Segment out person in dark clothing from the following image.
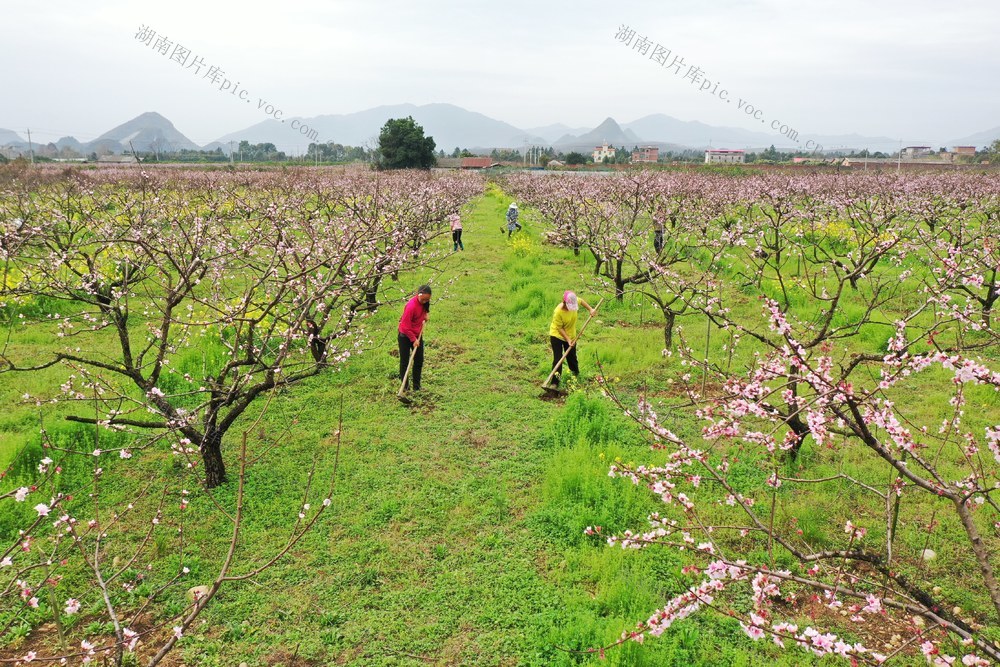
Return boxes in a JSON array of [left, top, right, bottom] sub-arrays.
[[398, 285, 431, 391], [505, 203, 521, 237]]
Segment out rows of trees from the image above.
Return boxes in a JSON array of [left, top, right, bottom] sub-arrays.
[[0, 166, 482, 663], [306, 141, 373, 163], [4, 164, 1000, 663], [507, 170, 1000, 664], [6, 136, 1000, 167]]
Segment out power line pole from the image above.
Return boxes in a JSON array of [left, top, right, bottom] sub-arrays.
[[26, 128, 34, 165]]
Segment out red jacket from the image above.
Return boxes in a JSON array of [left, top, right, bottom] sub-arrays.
[[398, 296, 428, 343]]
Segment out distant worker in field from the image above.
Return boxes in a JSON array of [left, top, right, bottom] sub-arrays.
[[449, 213, 464, 251], [398, 285, 431, 392], [504, 202, 521, 237], [548, 290, 597, 387], [652, 205, 666, 255]]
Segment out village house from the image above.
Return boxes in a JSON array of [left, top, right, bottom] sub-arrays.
[[705, 149, 745, 164], [902, 146, 934, 160], [459, 157, 493, 169], [631, 146, 659, 163], [96, 155, 139, 164], [592, 142, 616, 163]]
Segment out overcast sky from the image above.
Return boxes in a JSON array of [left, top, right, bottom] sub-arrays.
[[3, 0, 998, 147]]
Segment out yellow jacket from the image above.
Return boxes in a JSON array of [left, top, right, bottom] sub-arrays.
[[548, 305, 578, 341]]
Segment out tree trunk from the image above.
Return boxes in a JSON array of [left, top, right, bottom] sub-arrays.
[[365, 274, 382, 307], [368, 257, 390, 302], [787, 416, 809, 460], [663, 309, 675, 349], [615, 260, 625, 302], [785, 380, 809, 460], [954, 497, 1000, 618], [201, 429, 226, 488], [307, 320, 327, 363], [983, 281, 998, 330]]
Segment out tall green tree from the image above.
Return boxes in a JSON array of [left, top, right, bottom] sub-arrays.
[[375, 116, 437, 170]]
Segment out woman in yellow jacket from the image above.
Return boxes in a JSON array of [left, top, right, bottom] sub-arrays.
[[548, 290, 596, 386]]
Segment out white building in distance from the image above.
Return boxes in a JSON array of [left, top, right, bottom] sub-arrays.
[[705, 149, 745, 164], [592, 142, 616, 163], [902, 146, 934, 160]]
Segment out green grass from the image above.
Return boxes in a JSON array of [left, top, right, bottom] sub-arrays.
[[0, 184, 983, 665]]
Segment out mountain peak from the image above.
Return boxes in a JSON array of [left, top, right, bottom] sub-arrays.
[[0, 128, 26, 145], [133, 111, 172, 124], [554, 117, 640, 149], [93, 112, 199, 152]]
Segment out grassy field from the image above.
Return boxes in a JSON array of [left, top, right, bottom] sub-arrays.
[[1, 184, 965, 666]]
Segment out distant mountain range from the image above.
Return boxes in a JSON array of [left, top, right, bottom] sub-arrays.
[[949, 126, 1000, 149], [1, 112, 201, 157], [560, 117, 642, 150], [0, 128, 24, 145], [522, 123, 593, 143], [206, 103, 551, 154], [3, 105, 998, 157]]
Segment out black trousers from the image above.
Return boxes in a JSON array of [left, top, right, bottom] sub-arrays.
[[452, 229, 464, 250], [549, 335, 578, 384], [398, 333, 424, 390]]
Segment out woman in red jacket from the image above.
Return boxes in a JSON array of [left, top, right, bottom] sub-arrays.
[[398, 285, 431, 391]]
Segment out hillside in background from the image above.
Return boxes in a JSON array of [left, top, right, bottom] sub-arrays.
[[3, 104, 998, 157], [89, 111, 201, 154], [0, 112, 201, 157]]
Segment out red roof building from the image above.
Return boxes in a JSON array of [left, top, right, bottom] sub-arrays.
[[460, 157, 493, 169]]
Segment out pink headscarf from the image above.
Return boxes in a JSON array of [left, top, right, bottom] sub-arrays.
[[563, 291, 578, 311]]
